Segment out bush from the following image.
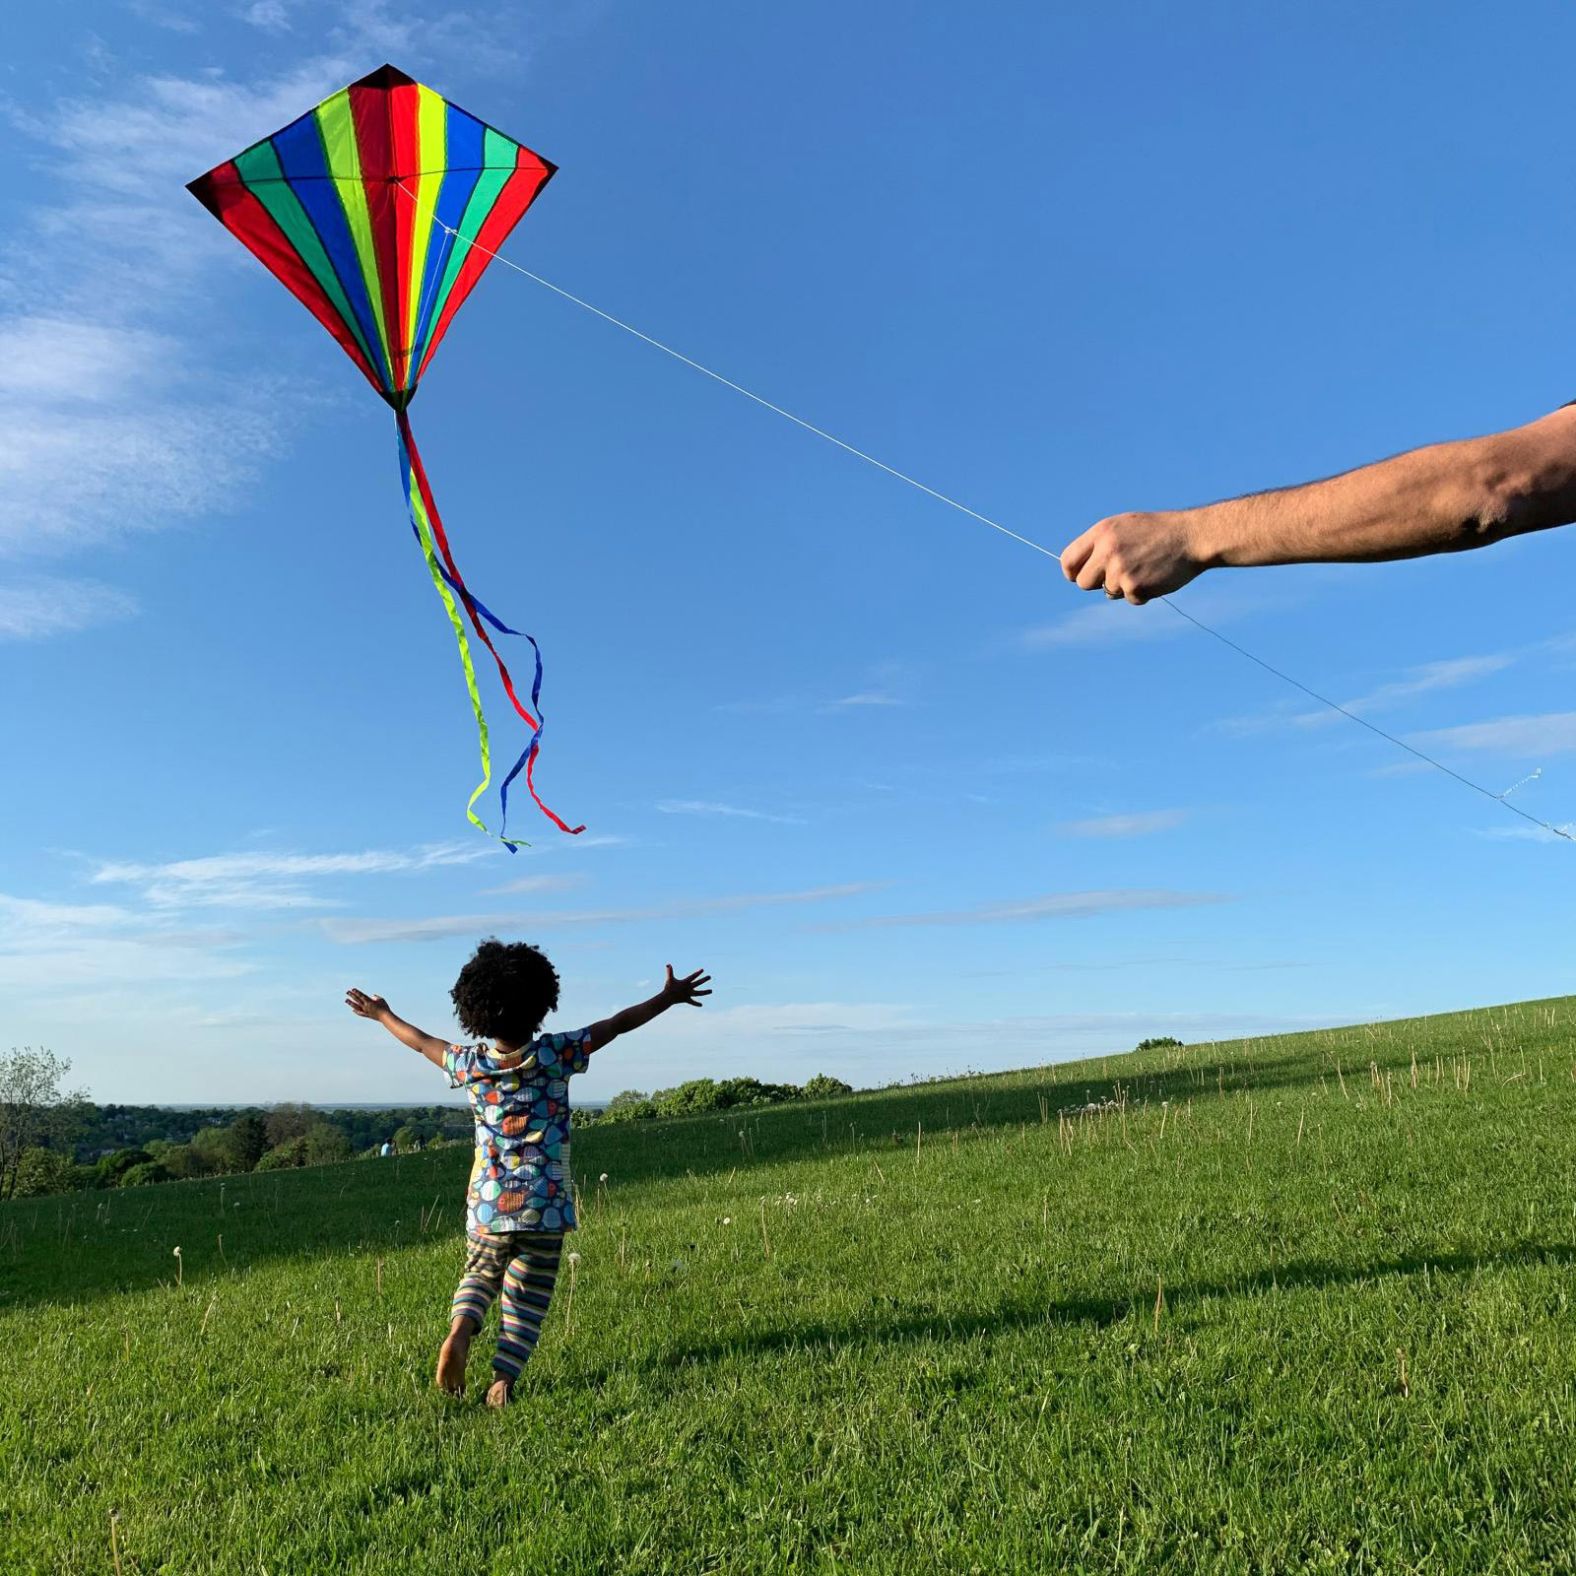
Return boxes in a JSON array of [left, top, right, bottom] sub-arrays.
[[94, 1148, 153, 1188], [601, 1098, 658, 1124], [302, 1123, 351, 1166], [255, 1137, 308, 1172], [119, 1161, 173, 1188], [801, 1074, 854, 1101], [1136, 1037, 1184, 1052], [14, 1146, 81, 1198]]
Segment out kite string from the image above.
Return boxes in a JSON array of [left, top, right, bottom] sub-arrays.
[[402, 190, 1574, 845]]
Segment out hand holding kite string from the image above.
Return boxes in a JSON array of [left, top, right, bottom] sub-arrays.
[[188, 64, 581, 847], [1060, 510, 1207, 606], [1060, 403, 1576, 605]]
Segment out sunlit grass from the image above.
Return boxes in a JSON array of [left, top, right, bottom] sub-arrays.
[[5, 998, 1576, 1571]]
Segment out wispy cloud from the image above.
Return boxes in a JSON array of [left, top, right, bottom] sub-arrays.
[[0, 9, 556, 606], [818, 888, 1234, 931], [1220, 653, 1515, 735], [90, 843, 488, 909], [656, 800, 805, 826], [1408, 712, 1576, 758], [0, 578, 136, 640], [1474, 823, 1576, 844], [0, 891, 252, 991], [825, 690, 905, 709], [323, 882, 886, 944], [1057, 809, 1189, 839], [1019, 588, 1277, 651], [480, 873, 589, 897]]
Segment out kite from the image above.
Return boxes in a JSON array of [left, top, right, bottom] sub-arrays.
[[188, 63, 581, 845]]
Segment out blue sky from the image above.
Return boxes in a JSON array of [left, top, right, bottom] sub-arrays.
[[6, 0, 1576, 1105]]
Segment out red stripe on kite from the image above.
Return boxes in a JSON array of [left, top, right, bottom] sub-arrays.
[[188, 164, 382, 395], [349, 83, 409, 396], [388, 83, 423, 391], [416, 149, 554, 384]]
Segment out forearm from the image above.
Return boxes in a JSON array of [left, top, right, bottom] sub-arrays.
[[376, 1010, 448, 1066], [1187, 410, 1576, 570], [589, 991, 671, 1050]]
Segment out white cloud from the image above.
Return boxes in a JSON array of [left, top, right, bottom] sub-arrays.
[[656, 799, 805, 825], [0, 578, 136, 640], [1057, 809, 1189, 839], [323, 882, 886, 943], [241, 0, 294, 29], [818, 888, 1233, 930], [481, 873, 588, 897], [825, 690, 904, 709], [0, 890, 252, 993], [1474, 823, 1576, 844], [1220, 653, 1515, 735], [0, 10, 560, 591], [1408, 712, 1576, 758], [89, 843, 489, 909]]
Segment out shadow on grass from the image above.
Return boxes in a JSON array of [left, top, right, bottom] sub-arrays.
[[576, 1241, 1576, 1385], [0, 1050, 1332, 1311], [0, 1029, 1535, 1313], [575, 1048, 1348, 1191]]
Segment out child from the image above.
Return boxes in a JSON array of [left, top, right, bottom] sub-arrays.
[[347, 939, 711, 1406]]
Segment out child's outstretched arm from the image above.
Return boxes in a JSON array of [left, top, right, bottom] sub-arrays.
[[586, 965, 711, 1053], [345, 989, 449, 1069]]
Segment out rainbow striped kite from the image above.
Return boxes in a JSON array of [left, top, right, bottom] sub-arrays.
[[188, 63, 580, 843]]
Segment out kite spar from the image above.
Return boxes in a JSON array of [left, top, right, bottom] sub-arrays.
[[188, 63, 581, 845]]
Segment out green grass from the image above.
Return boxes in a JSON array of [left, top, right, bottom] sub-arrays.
[[6, 999, 1576, 1573]]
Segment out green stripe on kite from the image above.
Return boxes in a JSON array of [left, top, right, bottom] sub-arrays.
[[233, 141, 380, 378]]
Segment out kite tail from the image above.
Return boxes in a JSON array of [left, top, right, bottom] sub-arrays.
[[396, 412, 584, 845]]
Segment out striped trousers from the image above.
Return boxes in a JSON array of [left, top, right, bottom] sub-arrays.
[[450, 1231, 564, 1381]]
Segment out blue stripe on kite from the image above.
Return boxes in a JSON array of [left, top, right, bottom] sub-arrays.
[[272, 116, 394, 391], [410, 106, 487, 374]]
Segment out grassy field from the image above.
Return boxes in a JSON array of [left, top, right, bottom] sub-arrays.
[[5, 999, 1576, 1572]]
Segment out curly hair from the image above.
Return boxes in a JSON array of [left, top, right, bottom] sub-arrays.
[[450, 938, 560, 1046]]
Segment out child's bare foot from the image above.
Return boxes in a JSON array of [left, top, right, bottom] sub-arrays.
[[435, 1323, 472, 1395], [485, 1376, 513, 1409]]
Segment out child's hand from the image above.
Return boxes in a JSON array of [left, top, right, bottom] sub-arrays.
[[660, 965, 712, 1008], [345, 988, 390, 1021]]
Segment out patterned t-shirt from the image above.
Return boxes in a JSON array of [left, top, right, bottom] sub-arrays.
[[444, 1028, 595, 1237]]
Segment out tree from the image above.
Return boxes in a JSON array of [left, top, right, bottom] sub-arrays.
[[119, 1161, 174, 1188], [802, 1074, 853, 1101], [156, 1144, 203, 1181], [265, 1103, 316, 1147], [227, 1114, 269, 1171], [607, 1089, 650, 1111], [0, 1047, 85, 1202], [302, 1123, 351, 1166], [14, 1146, 79, 1198], [94, 1148, 153, 1188], [255, 1137, 308, 1171]]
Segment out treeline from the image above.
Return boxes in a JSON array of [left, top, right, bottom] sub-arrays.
[[11, 1103, 474, 1199], [8, 1074, 861, 1201], [589, 1074, 854, 1124]]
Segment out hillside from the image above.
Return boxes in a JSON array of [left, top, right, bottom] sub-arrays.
[[5, 998, 1576, 1572]]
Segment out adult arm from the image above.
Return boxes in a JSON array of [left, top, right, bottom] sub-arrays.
[[1061, 403, 1576, 605]]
